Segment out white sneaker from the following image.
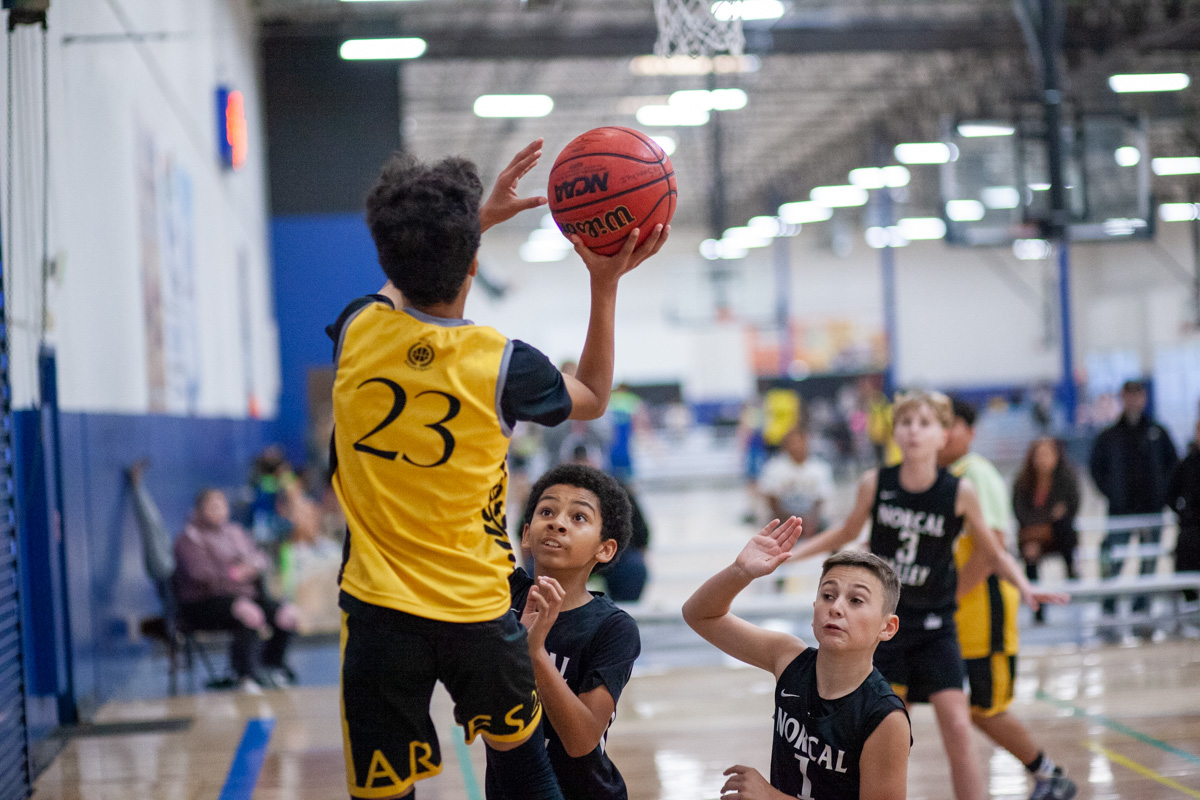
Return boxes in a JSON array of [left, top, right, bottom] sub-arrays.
[[238, 677, 264, 695]]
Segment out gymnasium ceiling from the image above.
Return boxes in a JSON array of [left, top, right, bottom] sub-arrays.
[[253, 0, 1200, 235]]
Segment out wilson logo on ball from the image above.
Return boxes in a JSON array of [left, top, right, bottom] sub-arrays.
[[554, 172, 609, 203]]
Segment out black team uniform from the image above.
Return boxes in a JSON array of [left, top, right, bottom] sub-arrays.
[[486, 568, 641, 800], [869, 465, 966, 700], [771, 649, 908, 799]]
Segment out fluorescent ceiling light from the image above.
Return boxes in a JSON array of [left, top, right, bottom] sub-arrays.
[[520, 241, 569, 263], [1159, 202, 1200, 222], [1115, 146, 1141, 167], [700, 239, 722, 260], [894, 142, 955, 164], [474, 94, 554, 118], [747, 216, 782, 237], [1152, 156, 1200, 176], [882, 165, 910, 187], [957, 122, 1015, 137], [650, 135, 677, 156], [778, 201, 833, 224], [945, 199, 985, 222], [810, 185, 869, 208], [848, 166, 909, 189], [628, 54, 760, 76], [1028, 182, 1051, 191], [1102, 218, 1147, 236], [711, 0, 785, 21], [722, 226, 773, 248], [1012, 239, 1051, 260], [981, 186, 1020, 209], [668, 88, 747, 111], [1109, 73, 1191, 93], [340, 37, 427, 60], [865, 226, 908, 249], [636, 105, 709, 126], [897, 217, 946, 240]]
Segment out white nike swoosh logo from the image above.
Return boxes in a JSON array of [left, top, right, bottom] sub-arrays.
[[780, 691, 800, 698]]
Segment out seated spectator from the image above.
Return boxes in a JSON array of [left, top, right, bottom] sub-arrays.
[[1168, 418, 1200, 603], [174, 488, 299, 692], [1013, 437, 1081, 622], [757, 427, 834, 531]]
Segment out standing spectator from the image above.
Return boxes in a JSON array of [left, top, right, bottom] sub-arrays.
[[1167, 417, 1200, 603], [1013, 437, 1082, 622], [758, 427, 834, 531], [174, 488, 299, 692], [605, 383, 645, 482], [1088, 380, 1179, 616]]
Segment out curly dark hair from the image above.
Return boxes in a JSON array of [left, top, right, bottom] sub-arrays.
[[522, 464, 633, 568], [364, 152, 483, 308]]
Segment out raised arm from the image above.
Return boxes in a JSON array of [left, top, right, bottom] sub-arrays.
[[521, 577, 615, 757], [478, 139, 547, 233], [789, 470, 878, 562], [564, 225, 669, 420], [682, 517, 806, 677]]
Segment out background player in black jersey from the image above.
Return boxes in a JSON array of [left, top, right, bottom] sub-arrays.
[[789, 391, 1057, 800], [486, 463, 640, 800], [685, 519, 911, 800], [330, 142, 667, 800]]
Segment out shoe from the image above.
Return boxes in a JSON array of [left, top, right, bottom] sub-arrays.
[[238, 677, 264, 695], [266, 667, 296, 687], [1030, 768, 1076, 800]]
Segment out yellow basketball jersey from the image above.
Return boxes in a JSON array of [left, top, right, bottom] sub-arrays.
[[951, 455, 1019, 658], [332, 302, 515, 623]]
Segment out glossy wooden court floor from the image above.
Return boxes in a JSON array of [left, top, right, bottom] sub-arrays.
[[29, 637, 1200, 800]]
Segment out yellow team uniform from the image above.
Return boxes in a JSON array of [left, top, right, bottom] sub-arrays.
[[332, 302, 517, 623], [951, 452, 1020, 716], [763, 388, 801, 448]]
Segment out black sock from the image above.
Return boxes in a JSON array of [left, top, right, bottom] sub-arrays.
[[486, 727, 563, 800], [1026, 752, 1055, 778]]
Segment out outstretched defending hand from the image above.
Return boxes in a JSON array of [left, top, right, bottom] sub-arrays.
[[521, 575, 565, 653], [569, 223, 669, 288], [480, 139, 548, 232], [734, 517, 804, 580]]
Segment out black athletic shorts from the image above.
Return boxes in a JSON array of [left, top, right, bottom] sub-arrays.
[[339, 592, 542, 799], [874, 609, 966, 703]]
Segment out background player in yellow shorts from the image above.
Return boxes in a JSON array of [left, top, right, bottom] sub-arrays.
[[328, 140, 667, 799], [941, 398, 1076, 800]]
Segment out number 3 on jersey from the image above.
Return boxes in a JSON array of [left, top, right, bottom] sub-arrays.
[[352, 377, 461, 467]]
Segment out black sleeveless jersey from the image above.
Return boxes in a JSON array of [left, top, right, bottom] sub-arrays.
[[868, 465, 963, 617], [770, 649, 909, 800]]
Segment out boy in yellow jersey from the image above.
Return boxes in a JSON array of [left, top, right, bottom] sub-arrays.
[[939, 399, 1076, 800], [327, 140, 667, 800]]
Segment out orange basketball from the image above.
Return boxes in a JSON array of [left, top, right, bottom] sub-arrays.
[[547, 127, 677, 256]]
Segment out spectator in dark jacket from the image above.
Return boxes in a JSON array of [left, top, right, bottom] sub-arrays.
[[1013, 438, 1081, 622], [1088, 380, 1179, 615], [1167, 417, 1200, 602]]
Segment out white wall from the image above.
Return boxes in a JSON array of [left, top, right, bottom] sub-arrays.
[[467, 216, 1196, 402], [2, 0, 277, 416]]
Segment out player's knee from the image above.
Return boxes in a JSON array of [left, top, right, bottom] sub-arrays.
[[482, 728, 534, 752]]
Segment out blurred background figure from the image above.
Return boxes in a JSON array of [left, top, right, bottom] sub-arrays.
[[1013, 437, 1082, 622], [757, 427, 833, 532], [1168, 417, 1200, 604], [173, 488, 299, 692], [249, 445, 321, 553], [569, 444, 651, 603], [606, 382, 647, 482], [1089, 380, 1179, 618]]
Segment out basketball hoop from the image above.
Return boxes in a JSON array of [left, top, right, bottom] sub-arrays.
[[653, 0, 745, 59]]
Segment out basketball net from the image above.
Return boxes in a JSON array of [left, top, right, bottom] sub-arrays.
[[653, 0, 745, 59]]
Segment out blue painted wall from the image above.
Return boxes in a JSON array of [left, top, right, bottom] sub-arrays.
[[18, 411, 272, 726], [272, 213, 383, 465]]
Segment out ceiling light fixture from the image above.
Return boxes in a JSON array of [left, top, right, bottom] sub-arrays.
[[894, 142, 956, 164], [809, 185, 869, 208], [339, 37, 427, 60], [635, 105, 710, 126], [474, 94, 554, 118], [1108, 73, 1191, 93], [1151, 156, 1200, 176]]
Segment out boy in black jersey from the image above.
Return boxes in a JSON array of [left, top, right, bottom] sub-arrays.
[[486, 464, 641, 800], [791, 391, 1058, 800], [686, 529, 911, 800], [329, 142, 667, 800]]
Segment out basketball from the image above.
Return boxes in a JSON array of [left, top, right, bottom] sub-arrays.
[[547, 126, 677, 256]]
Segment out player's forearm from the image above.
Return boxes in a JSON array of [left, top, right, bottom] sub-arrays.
[[571, 281, 619, 420], [530, 650, 606, 758], [683, 564, 753, 626]]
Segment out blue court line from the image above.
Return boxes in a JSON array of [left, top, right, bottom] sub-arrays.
[[451, 725, 485, 800], [1035, 689, 1200, 767], [218, 718, 276, 800]]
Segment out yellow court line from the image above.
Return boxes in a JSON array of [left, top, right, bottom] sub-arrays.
[[1087, 741, 1200, 799]]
